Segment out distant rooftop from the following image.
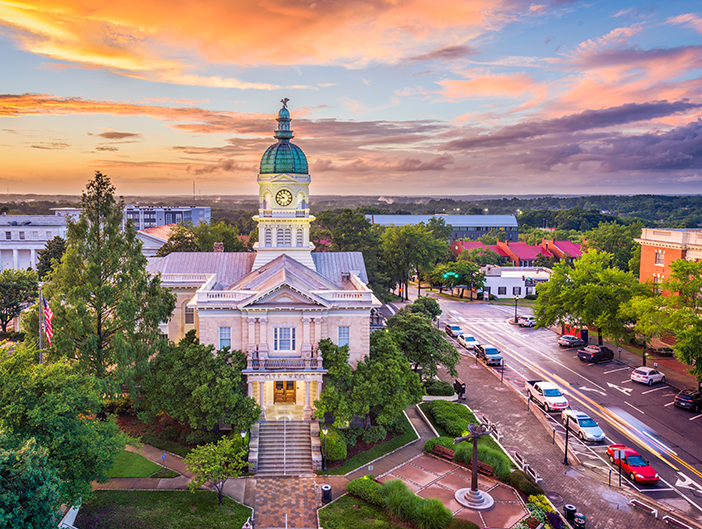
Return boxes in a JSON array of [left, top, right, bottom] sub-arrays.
[[366, 214, 517, 227]]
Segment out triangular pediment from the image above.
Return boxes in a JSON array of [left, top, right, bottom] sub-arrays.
[[270, 174, 301, 183], [240, 284, 329, 308]]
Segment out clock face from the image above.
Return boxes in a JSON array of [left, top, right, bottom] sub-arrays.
[[275, 189, 293, 207]]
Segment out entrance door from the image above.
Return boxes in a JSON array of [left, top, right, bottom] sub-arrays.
[[274, 381, 296, 403]]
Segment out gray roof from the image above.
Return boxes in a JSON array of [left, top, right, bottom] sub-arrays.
[[312, 252, 369, 284], [365, 214, 518, 228], [146, 252, 257, 288], [0, 215, 67, 227]]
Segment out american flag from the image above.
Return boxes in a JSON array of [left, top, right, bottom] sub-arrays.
[[43, 296, 53, 346]]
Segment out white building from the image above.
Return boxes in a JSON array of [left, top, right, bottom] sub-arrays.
[[0, 214, 68, 271], [481, 265, 552, 299]]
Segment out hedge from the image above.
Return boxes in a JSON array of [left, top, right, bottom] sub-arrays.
[[346, 477, 384, 506], [321, 425, 347, 461], [426, 380, 455, 397], [510, 469, 544, 496], [425, 400, 475, 437]]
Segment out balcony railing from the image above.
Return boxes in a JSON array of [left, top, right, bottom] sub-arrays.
[[249, 357, 321, 370]]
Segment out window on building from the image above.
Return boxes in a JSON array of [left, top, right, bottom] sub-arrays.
[[655, 252, 664, 265], [265, 228, 272, 247], [526, 287, 533, 296], [19, 232, 24, 240], [498, 286, 506, 295], [32, 231, 39, 240], [484, 286, 491, 295], [166, 213, 172, 223], [184, 306, 194, 325], [274, 327, 296, 351], [5, 232, 10, 240], [338, 326, 350, 347], [296, 229, 303, 247], [46, 231, 52, 239], [219, 327, 231, 350], [277, 227, 291, 247], [513, 287, 521, 295], [653, 275, 662, 293]]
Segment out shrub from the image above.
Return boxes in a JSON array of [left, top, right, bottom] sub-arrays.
[[321, 426, 347, 461], [415, 497, 452, 529], [528, 494, 555, 513], [546, 511, 566, 529], [184, 430, 221, 446], [426, 380, 455, 396], [362, 425, 387, 445], [510, 470, 544, 496], [524, 294, 538, 300], [103, 396, 137, 416], [160, 425, 180, 441], [386, 414, 409, 433], [384, 480, 419, 524], [339, 425, 364, 447], [423, 436, 455, 454], [447, 520, 480, 529], [346, 477, 384, 506], [426, 400, 474, 437], [452, 442, 511, 480]]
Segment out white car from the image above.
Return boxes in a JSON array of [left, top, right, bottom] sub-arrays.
[[562, 409, 606, 442], [518, 315, 536, 327], [457, 334, 479, 350], [631, 366, 665, 386]]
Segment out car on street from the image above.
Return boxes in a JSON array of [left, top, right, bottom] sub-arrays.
[[558, 335, 585, 348], [457, 334, 479, 350], [674, 389, 702, 412], [606, 444, 659, 483], [631, 366, 665, 386], [518, 315, 536, 327], [475, 344, 504, 366], [562, 409, 606, 442], [525, 380, 569, 412], [445, 323, 464, 338], [577, 345, 614, 364]]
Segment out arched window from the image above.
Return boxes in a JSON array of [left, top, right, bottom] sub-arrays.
[[265, 228, 272, 247], [296, 229, 303, 247]]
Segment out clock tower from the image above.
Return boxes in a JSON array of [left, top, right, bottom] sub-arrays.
[[252, 101, 316, 270]]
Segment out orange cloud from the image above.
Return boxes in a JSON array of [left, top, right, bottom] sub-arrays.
[[667, 14, 702, 33], [438, 73, 541, 100]]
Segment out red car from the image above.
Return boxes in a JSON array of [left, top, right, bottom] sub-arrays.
[[606, 444, 659, 484]]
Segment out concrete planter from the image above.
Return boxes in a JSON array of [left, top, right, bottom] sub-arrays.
[[422, 394, 458, 402]]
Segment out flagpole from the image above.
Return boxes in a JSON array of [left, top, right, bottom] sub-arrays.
[[39, 286, 44, 364]]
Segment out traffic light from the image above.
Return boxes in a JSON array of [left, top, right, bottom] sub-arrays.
[[443, 272, 460, 279]]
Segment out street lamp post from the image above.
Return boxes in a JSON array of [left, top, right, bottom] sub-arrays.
[[513, 295, 519, 323], [321, 425, 328, 471], [642, 339, 647, 367], [563, 415, 570, 466]]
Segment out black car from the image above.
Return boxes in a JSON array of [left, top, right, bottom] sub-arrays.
[[674, 389, 702, 412], [577, 345, 614, 363]]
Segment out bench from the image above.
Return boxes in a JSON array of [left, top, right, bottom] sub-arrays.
[[662, 515, 694, 529], [513, 450, 527, 470], [491, 425, 504, 442], [525, 465, 543, 483], [477, 461, 494, 476], [432, 445, 455, 461], [479, 414, 490, 426], [630, 499, 658, 518]]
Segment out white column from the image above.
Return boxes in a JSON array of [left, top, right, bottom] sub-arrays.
[[247, 317, 257, 353], [272, 226, 278, 247], [304, 380, 311, 421], [259, 381, 266, 420], [30, 249, 36, 269], [302, 316, 312, 355], [12, 249, 18, 269], [248, 381, 253, 398], [258, 317, 269, 354], [316, 379, 322, 400]]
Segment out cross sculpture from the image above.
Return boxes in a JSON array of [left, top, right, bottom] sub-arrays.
[[453, 422, 497, 510]]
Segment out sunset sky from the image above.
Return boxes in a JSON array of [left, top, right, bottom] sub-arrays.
[[1, 0, 701, 197]]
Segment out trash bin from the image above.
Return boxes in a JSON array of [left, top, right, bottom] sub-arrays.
[[321, 484, 332, 504], [573, 512, 586, 528], [564, 504, 577, 521]]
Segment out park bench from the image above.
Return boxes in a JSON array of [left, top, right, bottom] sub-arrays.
[[513, 450, 527, 470], [525, 464, 543, 483], [662, 515, 694, 529], [629, 499, 658, 518], [477, 461, 494, 476], [432, 445, 455, 461]]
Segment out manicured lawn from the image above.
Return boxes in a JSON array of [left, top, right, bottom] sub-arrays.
[[318, 413, 419, 476], [108, 451, 180, 478], [319, 493, 407, 529], [75, 490, 252, 529]]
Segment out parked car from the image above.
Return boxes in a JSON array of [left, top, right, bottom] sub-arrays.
[[606, 444, 659, 483], [577, 345, 614, 364], [562, 409, 606, 442], [445, 323, 464, 338], [457, 334, 479, 350], [630, 366, 665, 386], [518, 315, 536, 327], [525, 380, 569, 412], [558, 335, 585, 348], [674, 389, 702, 412], [475, 344, 504, 366]]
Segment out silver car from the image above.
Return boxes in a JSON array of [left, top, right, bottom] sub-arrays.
[[562, 409, 606, 442]]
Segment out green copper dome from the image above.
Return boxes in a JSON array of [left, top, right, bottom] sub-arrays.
[[259, 104, 308, 174]]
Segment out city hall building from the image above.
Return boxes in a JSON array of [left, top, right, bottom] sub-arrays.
[[147, 103, 379, 425]]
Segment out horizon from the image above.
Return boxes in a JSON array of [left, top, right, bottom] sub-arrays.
[[1, 1, 701, 196]]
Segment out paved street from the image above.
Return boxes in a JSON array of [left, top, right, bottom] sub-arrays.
[[419, 289, 702, 524]]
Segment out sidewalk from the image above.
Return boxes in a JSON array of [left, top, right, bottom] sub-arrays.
[[608, 342, 698, 392]]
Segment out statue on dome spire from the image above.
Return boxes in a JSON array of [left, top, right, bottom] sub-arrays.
[[280, 98, 290, 109]]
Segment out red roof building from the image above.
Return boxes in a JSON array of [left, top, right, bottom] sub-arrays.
[[541, 239, 583, 260]]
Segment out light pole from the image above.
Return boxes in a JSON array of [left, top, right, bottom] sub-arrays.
[[513, 295, 519, 323], [642, 339, 647, 367], [321, 425, 328, 471], [563, 415, 570, 466], [241, 429, 248, 472]]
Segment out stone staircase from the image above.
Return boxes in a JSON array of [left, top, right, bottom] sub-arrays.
[[256, 420, 314, 475]]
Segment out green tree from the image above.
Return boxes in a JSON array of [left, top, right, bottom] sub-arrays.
[[185, 436, 247, 507], [0, 268, 37, 332], [36, 236, 66, 280], [426, 216, 453, 241], [0, 346, 126, 504], [478, 228, 506, 245], [143, 331, 260, 431], [36, 172, 176, 395], [460, 247, 501, 265], [0, 434, 61, 529], [353, 331, 423, 427], [584, 221, 643, 272], [534, 249, 644, 345], [442, 260, 485, 299], [313, 339, 356, 427], [533, 252, 554, 268], [156, 220, 247, 256], [386, 311, 460, 381], [399, 296, 442, 320]]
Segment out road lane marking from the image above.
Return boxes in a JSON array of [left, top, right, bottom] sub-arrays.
[[689, 414, 702, 421], [625, 402, 645, 414], [620, 380, 632, 384], [642, 386, 667, 395], [607, 382, 633, 396], [664, 402, 675, 407], [604, 367, 631, 374]]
